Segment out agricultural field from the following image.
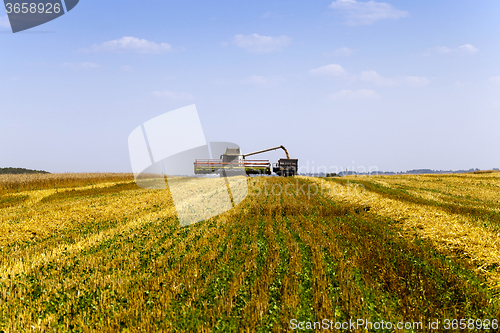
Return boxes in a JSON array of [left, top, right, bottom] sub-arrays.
[[0, 172, 499, 331]]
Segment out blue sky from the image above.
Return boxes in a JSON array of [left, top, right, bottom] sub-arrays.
[[1, 0, 499, 173]]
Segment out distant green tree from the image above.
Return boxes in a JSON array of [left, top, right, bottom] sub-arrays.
[[0, 167, 50, 174]]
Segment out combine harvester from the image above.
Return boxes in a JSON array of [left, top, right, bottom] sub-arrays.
[[194, 145, 298, 177]]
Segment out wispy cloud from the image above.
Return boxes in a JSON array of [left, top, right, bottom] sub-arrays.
[[435, 46, 452, 54], [213, 75, 284, 86], [61, 62, 99, 69], [404, 76, 431, 87], [489, 76, 500, 85], [27, 62, 46, 67], [232, 34, 292, 53], [120, 65, 133, 72], [152, 90, 194, 99], [360, 70, 396, 85], [245, 75, 269, 85], [309, 65, 429, 87], [360, 70, 430, 87], [329, 0, 408, 25], [324, 47, 355, 57], [422, 44, 478, 57], [260, 11, 278, 19], [329, 89, 379, 100], [0, 16, 10, 29], [84, 37, 180, 54], [309, 64, 347, 76], [360, 70, 430, 86]]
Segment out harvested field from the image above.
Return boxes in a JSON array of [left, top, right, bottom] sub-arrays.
[[0, 173, 499, 331]]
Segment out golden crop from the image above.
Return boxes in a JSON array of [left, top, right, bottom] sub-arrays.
[[0, 173, 134, 192], [0, 173, 498, 331]]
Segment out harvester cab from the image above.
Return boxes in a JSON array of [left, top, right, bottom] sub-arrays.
[[220, 148, 243, 164]]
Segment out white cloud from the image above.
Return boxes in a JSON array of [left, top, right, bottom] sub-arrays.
[[329, 0, 408, 25], [0, 16, 10, 29], [360, 70, 396, 85], [309, 64, 347, 76], [61, 62, 99, 69], [422, 44, 478, 57], [360, 70, 430, 86], [232, 34, 292, 53], [331, 47, 355, 57], [489, 76, 500, 84], [436, 46, 452, 54], [85, 37, 177, 54], [457, 44, 478, 55], [329, 89, 379, 100], [405, 76, 431, 87], [152, 91, 194, 99]]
